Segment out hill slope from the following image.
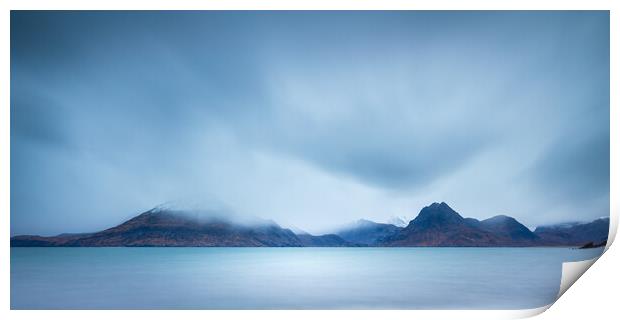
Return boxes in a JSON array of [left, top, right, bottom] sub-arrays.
[[297, 233, 359, 247], [534, 218, 609, 246], [11, 203, 609, 247], [380, 202, 507, 246], [11, 208, 303, 247]]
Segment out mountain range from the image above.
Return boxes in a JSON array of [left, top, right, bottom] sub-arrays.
[[11, 202, 609, 248]]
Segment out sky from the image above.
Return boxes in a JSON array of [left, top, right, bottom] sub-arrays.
[[11, 11, 610, 236]]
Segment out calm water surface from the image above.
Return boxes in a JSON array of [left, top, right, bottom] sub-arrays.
[[10, 247, 603, 309]]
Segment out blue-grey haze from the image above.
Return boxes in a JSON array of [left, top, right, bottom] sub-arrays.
[[11, 11, 609, 236]]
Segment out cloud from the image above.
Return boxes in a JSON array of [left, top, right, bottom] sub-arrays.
[[10, 93, 72, 148], [10, 11, 610, 235], [527, 122, 610, 205]]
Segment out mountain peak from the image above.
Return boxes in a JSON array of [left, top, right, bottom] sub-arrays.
[[422, 202, 459, 213], [428, 202, 450, 208], [410, 202, 464, 228], [479, 215, 538, 241]]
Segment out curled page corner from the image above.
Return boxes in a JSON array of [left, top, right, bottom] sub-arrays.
[[509, 304, 553, 319], [557, 257, 599, 299], [519, 255, 603, 318], [605, 212, 617, 251]]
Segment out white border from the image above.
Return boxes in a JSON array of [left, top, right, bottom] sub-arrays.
[[1, 1, 617, 319]]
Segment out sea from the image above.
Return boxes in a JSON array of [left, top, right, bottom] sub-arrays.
[[10, 247, 604, 309]]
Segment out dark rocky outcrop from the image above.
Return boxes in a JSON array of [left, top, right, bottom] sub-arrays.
[[578, 241, 607, 249]]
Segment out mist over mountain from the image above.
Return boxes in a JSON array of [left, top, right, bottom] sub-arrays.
[[533, 217, 610, 246], [387, 216, 408, 228], [10, 202, 609, 248], [335, 219, 402, 245], [12, 208, 303, 247]]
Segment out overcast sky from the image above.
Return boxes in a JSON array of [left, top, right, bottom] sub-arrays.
[[11, 11, 609, 236]]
